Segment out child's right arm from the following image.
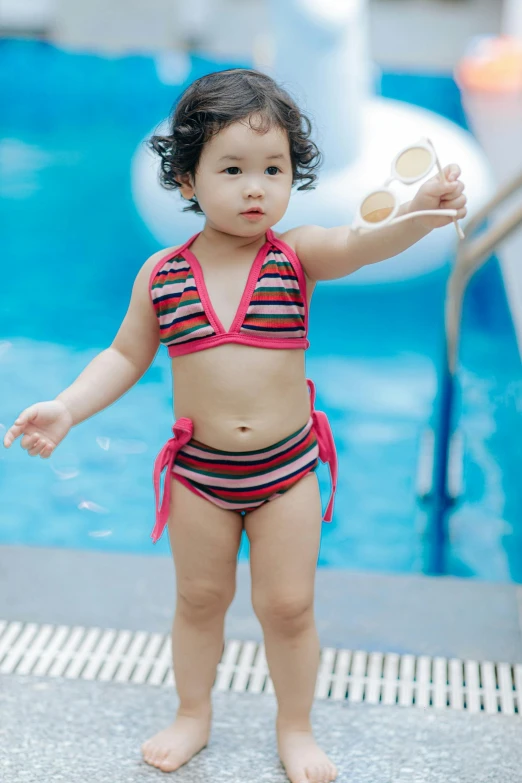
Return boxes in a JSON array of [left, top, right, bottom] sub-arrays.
[[3, 251, 165, 458]]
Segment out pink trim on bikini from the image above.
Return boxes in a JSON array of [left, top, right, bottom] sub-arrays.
[[182, 236, 271, 335], [167, 334, 309, 357]]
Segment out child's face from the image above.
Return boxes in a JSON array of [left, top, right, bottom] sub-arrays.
[[180, 115, 293, 235]]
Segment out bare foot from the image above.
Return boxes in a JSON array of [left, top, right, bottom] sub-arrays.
[[141, 711, 211, 773], [277, 727, 338, 783]]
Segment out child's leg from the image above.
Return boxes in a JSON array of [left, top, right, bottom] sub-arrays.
[[244, 472, 337, 783], [141, 476, 243, 773]]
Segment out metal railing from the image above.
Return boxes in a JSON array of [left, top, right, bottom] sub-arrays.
[[425, 169, 522, 575]]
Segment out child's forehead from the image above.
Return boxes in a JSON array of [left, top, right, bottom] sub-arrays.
[[206, 120, 289, 158]]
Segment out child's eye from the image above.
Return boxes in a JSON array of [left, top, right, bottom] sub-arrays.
[[222, 166, 281, 175]]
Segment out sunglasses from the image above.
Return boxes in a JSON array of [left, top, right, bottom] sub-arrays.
[[351, 137, 465, 240]]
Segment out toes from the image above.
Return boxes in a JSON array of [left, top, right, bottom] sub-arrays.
[[147, 750, 160, 766], [158, 756, 173, 772], [140, 742, 153, 761], [318, 765, 329, 782], [306, 765, 321, 782], [141, 744, 167, 769], [158, 753, 183, 773], [307, 762, 334, 783]]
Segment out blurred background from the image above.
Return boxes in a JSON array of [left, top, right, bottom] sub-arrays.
[[1, 0, 522, 583], [0, 0, 505, 67]]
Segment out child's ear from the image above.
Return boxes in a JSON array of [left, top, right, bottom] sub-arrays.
[[176, 172, 196, 200]]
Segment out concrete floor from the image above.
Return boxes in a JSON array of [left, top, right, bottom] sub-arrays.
[[1, 675, 521, 783]]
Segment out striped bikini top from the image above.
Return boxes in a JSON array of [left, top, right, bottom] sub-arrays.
[[149, 227, 310, 357]]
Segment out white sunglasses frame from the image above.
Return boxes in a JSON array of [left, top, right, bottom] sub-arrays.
[[351, 137, 465, 240]]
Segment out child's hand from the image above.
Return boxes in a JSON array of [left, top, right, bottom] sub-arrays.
[[3, 400, 74, 458], [409, 164, 467, 230]]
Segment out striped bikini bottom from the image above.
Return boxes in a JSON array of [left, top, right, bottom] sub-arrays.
[[172, 416, 319, 515], [150, 379, 338, 543]]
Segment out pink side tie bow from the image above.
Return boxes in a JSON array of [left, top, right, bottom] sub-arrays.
[[151, 417, 193, 543], [307, 379, 338, 523]]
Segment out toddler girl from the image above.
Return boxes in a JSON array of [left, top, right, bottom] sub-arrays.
[[3, 68, 467, 783]]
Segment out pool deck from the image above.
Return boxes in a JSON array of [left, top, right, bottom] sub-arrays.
[[2, 676, 522, 783], [2, 544, 522, 662], [2, 544, 522, 782]]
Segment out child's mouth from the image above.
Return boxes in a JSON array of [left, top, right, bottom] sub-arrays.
[[241, 210, 264, 220]]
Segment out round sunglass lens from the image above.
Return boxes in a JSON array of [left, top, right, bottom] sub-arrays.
[[360, 190, 395, 223], [395, 146, 433, 179]]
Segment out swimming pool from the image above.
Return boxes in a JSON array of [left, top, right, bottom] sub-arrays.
[[1, 40, 521, 581]]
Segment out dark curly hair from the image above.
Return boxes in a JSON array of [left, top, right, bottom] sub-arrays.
[[147, 67, 323, 215]]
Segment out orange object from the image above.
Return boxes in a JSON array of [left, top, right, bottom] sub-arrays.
[[455, 35, 522, 93]]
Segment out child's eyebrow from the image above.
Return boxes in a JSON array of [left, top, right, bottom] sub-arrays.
[[218, 154, 285, 162]]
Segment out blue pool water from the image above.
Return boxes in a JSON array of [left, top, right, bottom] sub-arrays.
[[1, 40, 521, 581]]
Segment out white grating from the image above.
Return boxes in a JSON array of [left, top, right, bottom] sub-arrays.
[[0, 620, 520, 715]]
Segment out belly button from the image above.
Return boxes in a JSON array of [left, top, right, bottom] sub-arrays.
[[238, 426, 251, 434]]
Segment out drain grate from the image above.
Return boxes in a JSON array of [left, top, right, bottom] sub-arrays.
[[0, 620, 520, 715]]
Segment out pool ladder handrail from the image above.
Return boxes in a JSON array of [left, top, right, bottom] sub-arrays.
[[422, 168, 522, 575], [446, 169, 522, 372]]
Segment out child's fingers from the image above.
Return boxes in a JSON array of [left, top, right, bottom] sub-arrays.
[[425, 177, 461, 199], [27, 440, 42, 457], [443, 163, 461, 181], [441, 194, 467, 208], [4, 424, 24, 448], [439, 178, 461, 195], [3, 407, 39, 447], [16, 407, 39, 427], [21, 432, 40, 452], [28, 438, 48, 457], [446, 181, 465, 196], [40, 443, 54, 459]]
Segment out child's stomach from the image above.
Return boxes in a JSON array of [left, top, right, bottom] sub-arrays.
[[171, 344, 311, 451]]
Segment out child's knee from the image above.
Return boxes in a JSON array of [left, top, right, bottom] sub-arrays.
[[253, 591, 314, 635], [177, 580, 235, 622]]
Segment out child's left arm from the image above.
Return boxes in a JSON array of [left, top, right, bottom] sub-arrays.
[[293, 164, 467, 281]]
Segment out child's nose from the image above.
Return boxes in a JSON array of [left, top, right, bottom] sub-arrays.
[[242, 180, 265, 198]]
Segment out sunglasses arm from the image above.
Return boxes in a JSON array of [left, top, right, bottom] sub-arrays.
[[394, 208, 460, 225], [353, 208, 464, 238]]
